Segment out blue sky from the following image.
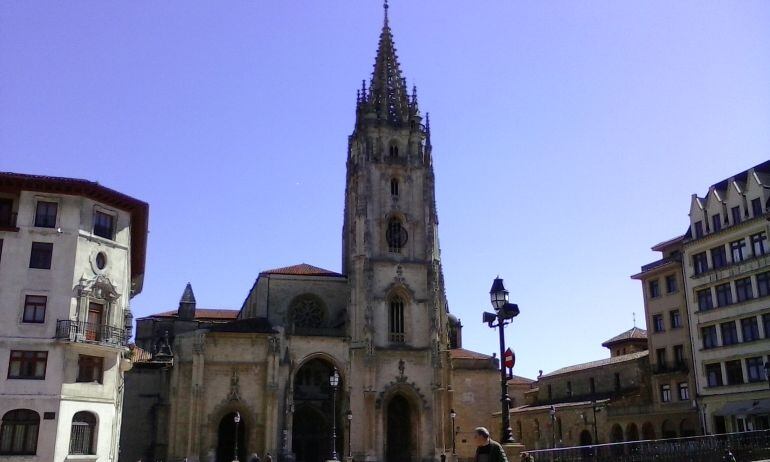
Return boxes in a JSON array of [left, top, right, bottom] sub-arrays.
[[2, 1, 769, 380]]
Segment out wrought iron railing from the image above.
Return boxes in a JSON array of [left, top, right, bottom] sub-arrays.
[[525, 429, 770, 461], [55, 320, 127, 347]]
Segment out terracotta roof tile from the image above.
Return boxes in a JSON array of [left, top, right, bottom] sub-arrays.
[[143, 308, 239, 320], [508, 375, 535, 385], [261, 263, 344, 277], [601, 327, 647, 347], [450, 348, 493, 360], [542, 350, 648, 378]]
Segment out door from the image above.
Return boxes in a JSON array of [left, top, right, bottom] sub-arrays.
[[86, 303, 103, 341], [386, 395, 412, 462]]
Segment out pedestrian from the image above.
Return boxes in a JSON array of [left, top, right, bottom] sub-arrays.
[[519, 452, 534, 462], [249, 453, 261, 462], [723, 449, 737, 462], [473, 427, 508, 462], [265, 453, 273, 462]]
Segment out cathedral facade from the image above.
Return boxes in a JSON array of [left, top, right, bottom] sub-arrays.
[[122, 5, 502, 462]]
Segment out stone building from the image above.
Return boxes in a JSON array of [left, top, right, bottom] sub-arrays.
[[631, 234, 701, 436], [0, 172, 148, 461], [680, 160, 770, 433], [120, 5, 511, 462], [508, 328, 699, 451]]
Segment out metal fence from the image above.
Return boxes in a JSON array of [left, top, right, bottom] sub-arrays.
[[524, 429, 770, 462]]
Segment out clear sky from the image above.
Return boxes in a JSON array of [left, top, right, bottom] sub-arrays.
[[2, 1, 769, 380]]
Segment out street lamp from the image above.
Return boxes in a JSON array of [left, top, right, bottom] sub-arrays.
[[483, 277, 520, 444], [233, 411, 241, 462], [346, 410, 353, 459], [450, 408, 457, 455], [549, 405, 556, 449], [329, 368, 340, 461]]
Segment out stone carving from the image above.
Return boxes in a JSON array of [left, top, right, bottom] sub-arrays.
[[268, 336, 280, 354], [289, 296, 325, 328], [228, 369, 241, 402]]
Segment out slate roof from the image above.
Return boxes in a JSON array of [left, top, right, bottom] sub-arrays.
[[260, 263, 344, 278], [541, 350, 648, 378], [143, 308, 239, 320], [601, 327, 647, 347]]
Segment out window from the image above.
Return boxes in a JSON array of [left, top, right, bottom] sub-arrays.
[[0, 198, 14, 227], [589, 377, 596, 395], [741, 317, 760, 342], [388, 297, 405, 343], [752, 197, 763, 217], [547, 384, 552, 400], [697, 289, 713, 311], [93, 211, 114, 240], [693, 252, 708, 275], [764, 314, 770, 339], [386, 218, 407, 253], [731, 206, 742, 225], [725, 360, 744, 385], [649, 280, 660, 298], [29, 242, 53, 269], [694, 221, 704, 238], [34, 201, 57, 228], [660, 384, 671, 403], [706, 363, 723, 387], [388, 143, 399, 158], [7, 351, 47, 379], [22, 295, 46, 323], [711, 246, 727, 269], [76, 356, 103, 383], [711, 214, 722, 232], [0, 239, 3, 264], [757, 272, 770, 298], [614, 373, 621, 391], [656, 348, 667, 369], [751, 232, 767, 257], [735, 277, 753, 302], [652, 314, 664, 332], [720, 321, 738, 346], [0, 409, 39, 455], [390, 178, 399, 196], [673, 345, 685, 366], [566, 381, 572, 397], [702, 326, 718, 349], [746, 357, 765, 383], [716, 283, 733, 307], [678, 382, 689, 401], [730, 239, 746, 263], [670, 310, 682, 329], [69, 412, 96, 455], [665, 275, 678, 293]]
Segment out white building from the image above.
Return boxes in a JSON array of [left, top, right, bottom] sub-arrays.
[[0, 172, 148, 461]]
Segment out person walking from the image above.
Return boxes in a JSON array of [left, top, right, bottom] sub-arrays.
[[473, 427, 508, 462]]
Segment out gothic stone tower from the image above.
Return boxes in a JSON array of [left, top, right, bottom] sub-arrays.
[[343, 4, 452, 461]]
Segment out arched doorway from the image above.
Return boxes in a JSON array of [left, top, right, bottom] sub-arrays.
[[680, 418, 696, 437], [625, 423, 639, 442], [609, 424, 624, 455], [661, 420, 676, 439], [217, 412, 246, 462], [641, 422, 655, 440], [386, 395, 414, 462], [579, 430, 593, 459], [292, 359, 342, 462]]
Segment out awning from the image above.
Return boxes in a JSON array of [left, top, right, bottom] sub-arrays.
[[714, 399, 770, 416]]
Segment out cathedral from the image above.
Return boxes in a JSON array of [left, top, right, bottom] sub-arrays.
[[121, 4, 501, 462]]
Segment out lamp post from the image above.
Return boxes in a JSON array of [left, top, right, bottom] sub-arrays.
[[482, 277, 520, 444], [346, 410, 353, 459], [329, 368, 340, 461], [450, 408, 457, 455], [233, 411, 241, 462], [764, 361, 770, 389]]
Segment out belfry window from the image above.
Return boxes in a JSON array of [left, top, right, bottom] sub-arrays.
[[386, 218, 408, 253], [389, 143, 399, 158], [389, 297, 405, 343], [390, 178, 399, 196]]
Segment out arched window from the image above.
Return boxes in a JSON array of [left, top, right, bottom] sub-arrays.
[[0, 409, 39, 455], [389, 297, 405, 343], [390, 178, 399, 196], [69, 412, 96, 455], [386, 218, 408, 253], [389, 142, 399, 158]]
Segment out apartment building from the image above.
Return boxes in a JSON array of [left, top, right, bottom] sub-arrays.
[[632, 235, 701, 435], [682, 161, 770, 434], [0, 172, 148, 461]]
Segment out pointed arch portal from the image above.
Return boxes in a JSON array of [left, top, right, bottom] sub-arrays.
[[217, 412, 245, 462], [292, 358, 343, 462], [386, 395, 413, 462]]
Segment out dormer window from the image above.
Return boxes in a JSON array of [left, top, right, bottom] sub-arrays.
[[694, 221, 704, 238], [752, 198, 763, 217], [711, 214, 721, 233], [390, 178, 399, 196]]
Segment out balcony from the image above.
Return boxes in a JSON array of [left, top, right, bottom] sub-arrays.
[[55, 320, 127, 347]]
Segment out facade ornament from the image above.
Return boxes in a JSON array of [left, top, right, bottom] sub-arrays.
[[268, 336, 280, 354], [228, 369, 241, 402], [192, 331, 206, 355], [398, 358, 406, 380]]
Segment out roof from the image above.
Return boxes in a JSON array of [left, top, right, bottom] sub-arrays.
[[650, 234, 685, 252], [142, 308, 239, 321], [208, 317, 276, 334], [0, 171, 149, 294], [601, 327, 647, 347], [260, 263, 344, 278], [509, 375, 536, 385], [542, 350, 648, 378], [450, 348, 492, 360]]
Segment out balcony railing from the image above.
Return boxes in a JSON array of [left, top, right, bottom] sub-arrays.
[[55, 320, 127, 347]]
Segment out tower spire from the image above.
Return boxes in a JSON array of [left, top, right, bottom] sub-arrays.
[[369, 0, 411, 126]]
